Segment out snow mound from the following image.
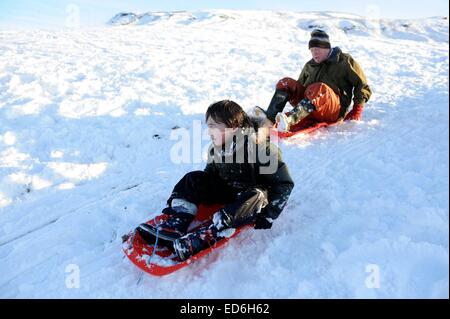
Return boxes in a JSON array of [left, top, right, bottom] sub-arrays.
[[298, 14, 449, 42], [108, 11, 233, 26], [108, 12, 139, 26], [108, 10, 449, 43]]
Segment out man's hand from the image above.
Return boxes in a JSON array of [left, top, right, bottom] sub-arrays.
[[344, 104, 364, 121]]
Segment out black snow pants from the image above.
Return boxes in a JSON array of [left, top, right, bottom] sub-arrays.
[[167, 171, 268, 228]]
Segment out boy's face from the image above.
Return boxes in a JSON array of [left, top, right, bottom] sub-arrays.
[[206, 117, 237, 146]]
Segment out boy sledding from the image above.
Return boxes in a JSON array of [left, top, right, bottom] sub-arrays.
[[124, 100, 294, 274]]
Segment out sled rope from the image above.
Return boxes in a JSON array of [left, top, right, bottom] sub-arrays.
[[147, 216, 160, 265]]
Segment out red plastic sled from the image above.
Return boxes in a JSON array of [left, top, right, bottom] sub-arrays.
[[122, 204, 251, 276], [271, 121, 339, 139]]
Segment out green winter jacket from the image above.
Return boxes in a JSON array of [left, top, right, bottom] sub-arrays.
[[298, 47, 372, 117]]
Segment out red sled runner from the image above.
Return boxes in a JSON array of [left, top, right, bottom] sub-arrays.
[[270, 120, 340, 139], [122, 204, 251, 276], [271, 121, 331, 139]]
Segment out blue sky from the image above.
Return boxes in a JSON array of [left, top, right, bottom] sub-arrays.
[[0, 0, 448, 29]]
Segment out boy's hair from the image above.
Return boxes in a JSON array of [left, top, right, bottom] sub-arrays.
[[205, 100, 252, 128]]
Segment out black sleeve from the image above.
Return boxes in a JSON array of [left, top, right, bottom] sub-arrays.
[[204, 162, 217, 175], [257, 145, 295, 220], [204, 145, 218, 176]]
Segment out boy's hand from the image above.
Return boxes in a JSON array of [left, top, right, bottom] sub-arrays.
[[254, 214, 273, 229], [162, 206, 176, 216]]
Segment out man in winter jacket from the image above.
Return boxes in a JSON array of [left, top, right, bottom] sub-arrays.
[[262, 29, 372, 132]]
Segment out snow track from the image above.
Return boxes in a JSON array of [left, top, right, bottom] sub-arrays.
[[0, 11, 448, 298]]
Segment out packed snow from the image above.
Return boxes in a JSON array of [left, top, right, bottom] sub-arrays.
[[0, 10, 448, 298]]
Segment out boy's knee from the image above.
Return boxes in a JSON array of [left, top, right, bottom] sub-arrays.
[[183, 170, 208, 183], [240, 188, 268, 204]]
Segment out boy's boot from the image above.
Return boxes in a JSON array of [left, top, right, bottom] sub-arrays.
[[136, 199, 197, 243], [172, 208, 235, 261], [172, 223, 224, 261]]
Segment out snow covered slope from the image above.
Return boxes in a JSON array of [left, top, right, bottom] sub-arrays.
[[0, 10, 448, 298]]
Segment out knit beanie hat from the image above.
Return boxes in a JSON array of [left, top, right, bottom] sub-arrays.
[[308, 29, 331, 49]]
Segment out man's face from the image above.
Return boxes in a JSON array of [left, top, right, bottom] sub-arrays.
[[206, 117, 237, 146], [310, 47, 331, 64]]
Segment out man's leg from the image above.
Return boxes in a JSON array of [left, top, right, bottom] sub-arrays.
[[264, 77, 306, 124], [276, 97, 317, 132], [304, 82, 341, 123], [278, 82, 342, 131]]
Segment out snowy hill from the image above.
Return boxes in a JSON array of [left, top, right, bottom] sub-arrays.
[[108, 10, 449, 42], [0, 10, 448, 298]]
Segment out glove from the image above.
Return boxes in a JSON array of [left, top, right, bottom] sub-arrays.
[[254, 214, 273, 230], [162, 206, 176, 216], [344, 104, 364, 121]]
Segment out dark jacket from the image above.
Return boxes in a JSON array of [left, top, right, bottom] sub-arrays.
[[298, 47, 372, 115], [204, 128, 294, 220]]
